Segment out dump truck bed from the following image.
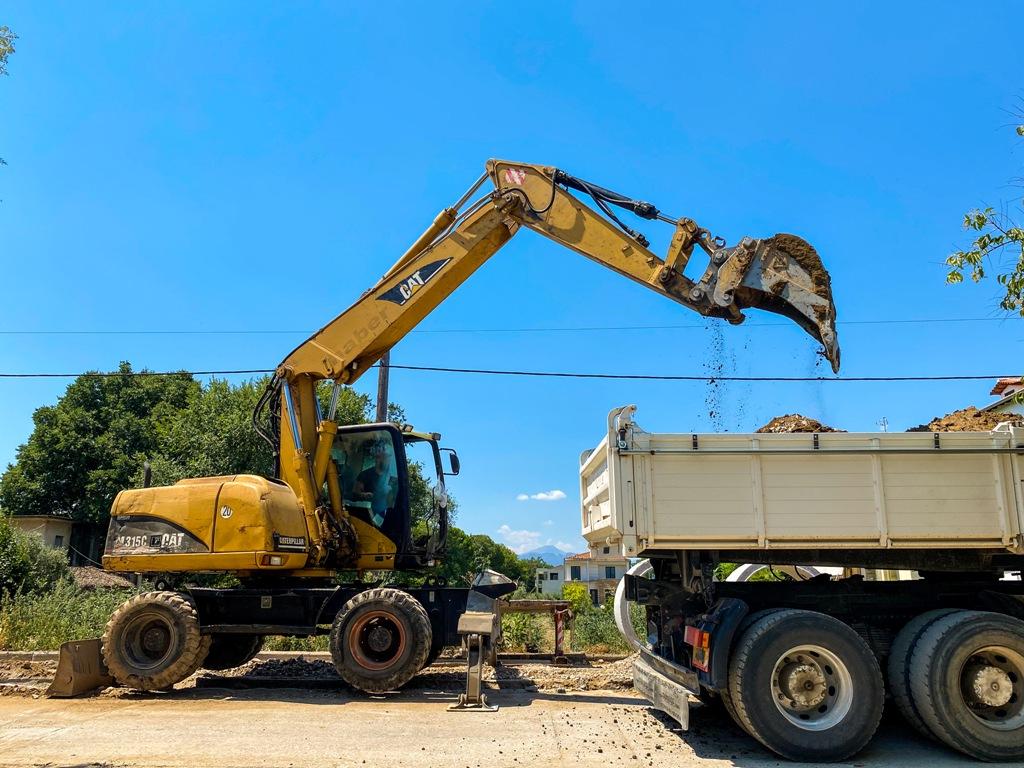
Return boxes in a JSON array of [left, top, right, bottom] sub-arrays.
[[581, 406, 1024, 558]]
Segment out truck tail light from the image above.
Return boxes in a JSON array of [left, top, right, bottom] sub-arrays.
[[260, 554, 286, 566], [684, 625, 711, 671]]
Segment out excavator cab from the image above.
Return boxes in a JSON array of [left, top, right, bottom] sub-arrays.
[[330, 423, 454, 569]]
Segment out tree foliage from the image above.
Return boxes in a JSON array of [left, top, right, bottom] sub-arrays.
[[946, 121, 1024, 312], [0, 26, 14, 77], [432, 526, 538, 587], [0, 26, 15, 167], [0, 363, 370, 525]]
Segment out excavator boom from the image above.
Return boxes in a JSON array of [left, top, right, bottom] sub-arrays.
[[278, 160, 839, 387]]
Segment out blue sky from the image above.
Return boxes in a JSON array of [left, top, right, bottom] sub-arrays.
[[2, 2, 1022, 555]]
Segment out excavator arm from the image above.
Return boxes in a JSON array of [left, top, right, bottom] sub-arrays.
[[262, 159, 840, 567], [279, 159, 839, 384]]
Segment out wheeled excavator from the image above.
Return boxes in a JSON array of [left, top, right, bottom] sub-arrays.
[[48, 159, 840, 700]]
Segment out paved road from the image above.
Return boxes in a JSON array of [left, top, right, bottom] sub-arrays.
[[0, 686, 984, 768]]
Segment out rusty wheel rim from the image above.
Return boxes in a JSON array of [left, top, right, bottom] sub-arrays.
[[347, 610, 407, 671]]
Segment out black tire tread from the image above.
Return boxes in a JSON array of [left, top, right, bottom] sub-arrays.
[[102, 590, 211, 690], [885, 608, 956, 740], [908, 610, 1024, 762], [330, 587, 431, 693]]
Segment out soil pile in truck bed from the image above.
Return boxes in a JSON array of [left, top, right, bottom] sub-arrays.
[[756, 414, 843, 433], [907, 406, 1024, 432]]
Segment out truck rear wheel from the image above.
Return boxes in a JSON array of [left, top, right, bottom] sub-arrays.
[[727, 609, 883, 762], [886, 608, 956, 739], [102, 591, 211, 691], [908, 610, 1024, 761], [330, 587, 432, 693], [201, 633, 264, 671]]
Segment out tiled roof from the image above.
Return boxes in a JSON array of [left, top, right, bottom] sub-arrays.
[[991, 377, 1024, 396]]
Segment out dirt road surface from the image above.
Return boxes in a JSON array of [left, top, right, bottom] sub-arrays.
[[0, 685, 980, 768]]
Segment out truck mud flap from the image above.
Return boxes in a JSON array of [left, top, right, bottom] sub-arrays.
[[633, 654, 692, 730]]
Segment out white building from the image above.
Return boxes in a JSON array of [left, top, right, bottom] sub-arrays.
[[983, 377, 1024, 416], [535, 546, 628, 605]]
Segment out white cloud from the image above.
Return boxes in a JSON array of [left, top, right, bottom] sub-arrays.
[[496, 524, 542, 554], [542, 519, 554, 527], [516, 489, 567, 502], [554, 541, 575, 552]]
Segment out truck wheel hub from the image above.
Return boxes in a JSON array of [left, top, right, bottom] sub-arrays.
[[778, 662, 827, 708], [961, 646, 1024, 728], [771, 645, 853, 731], [965, 664, 1012, 707]]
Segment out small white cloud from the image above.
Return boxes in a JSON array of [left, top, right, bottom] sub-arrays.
[[554, 541, 575, 552], [542, 519, 554, 527], [496, 524, 541, 554], [516, 489, 567, 502]]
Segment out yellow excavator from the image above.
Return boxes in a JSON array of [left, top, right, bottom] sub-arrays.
[[48, 159, 839, 699]]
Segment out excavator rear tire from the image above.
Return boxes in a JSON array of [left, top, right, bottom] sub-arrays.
[[201, 633, 264, 671], [330, 587, 432, 693], [102, 591, 211, 691]]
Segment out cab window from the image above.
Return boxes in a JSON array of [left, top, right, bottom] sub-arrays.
[[332, 429, 400, 532]]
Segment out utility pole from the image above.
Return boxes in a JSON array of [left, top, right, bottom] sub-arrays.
[[375, 351, 390, 423]]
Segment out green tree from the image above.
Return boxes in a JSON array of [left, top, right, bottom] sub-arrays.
[[0, 365, 371, 525], [0, 364, 197, 523], [946, 121, 1024, 312]]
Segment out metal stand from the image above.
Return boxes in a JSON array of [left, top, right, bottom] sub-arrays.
[[447, 633, 497, 712]]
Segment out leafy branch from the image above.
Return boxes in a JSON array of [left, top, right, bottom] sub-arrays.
[[946, 123, 1024, 314]]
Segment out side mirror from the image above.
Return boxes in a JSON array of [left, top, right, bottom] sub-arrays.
[[441, 448, 460, 476]]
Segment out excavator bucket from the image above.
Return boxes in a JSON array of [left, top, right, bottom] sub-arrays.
[[713, 233, 840, 372], [45, 638, 113, 698]]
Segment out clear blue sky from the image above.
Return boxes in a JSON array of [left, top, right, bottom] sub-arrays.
[[2, 2, 1022, 555]]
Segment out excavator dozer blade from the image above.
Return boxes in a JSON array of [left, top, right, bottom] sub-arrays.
[[45, 638, 113, 698], [716, 233, 840, 372]]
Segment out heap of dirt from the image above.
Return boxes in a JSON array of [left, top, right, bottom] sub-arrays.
[[756, 414, 843, 434], [70, 567, 135, 590], [907, 406, 1024, 433]]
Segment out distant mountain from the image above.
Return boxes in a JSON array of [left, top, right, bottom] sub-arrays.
[[518, 545, 573, 566]]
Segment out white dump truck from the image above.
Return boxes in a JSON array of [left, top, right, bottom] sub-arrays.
[[581, 405, 1024, 762]]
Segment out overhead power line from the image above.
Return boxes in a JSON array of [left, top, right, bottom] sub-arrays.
[[0, 316, 1019, 336], [0, 364, 1015, 383]]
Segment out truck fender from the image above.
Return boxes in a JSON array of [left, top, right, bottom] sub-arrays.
[[698, 597, 748, 690]]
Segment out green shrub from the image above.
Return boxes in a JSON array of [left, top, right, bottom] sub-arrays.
[[560, 582, 591, 615], [0, 581, 135, 650], [262, 635, 330, 652], [500, 611, 545, 651], [0, 516, 70, 598], [571, 604, 630, 653]]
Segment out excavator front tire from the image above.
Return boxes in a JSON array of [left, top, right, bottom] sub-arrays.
[[101, 591, 211, 690], [330, 587, 431, 693]]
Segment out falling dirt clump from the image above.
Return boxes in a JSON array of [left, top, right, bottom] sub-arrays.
[[907, 407, 1024, 433], [756, 414, 844, 434]]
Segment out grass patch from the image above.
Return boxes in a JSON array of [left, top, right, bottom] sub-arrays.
[[262, 635, 330, 652], [0, 580, 137, 651]]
